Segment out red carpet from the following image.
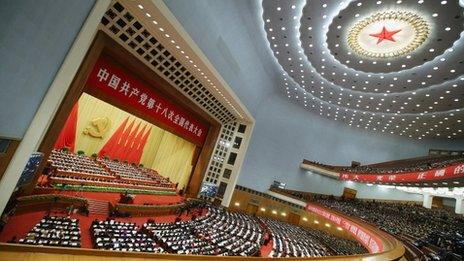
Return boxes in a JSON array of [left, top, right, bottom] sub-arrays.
[[0, 211, 47, 243]]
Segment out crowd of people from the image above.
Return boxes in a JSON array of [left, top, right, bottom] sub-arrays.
[[305, 226, 367, 256], [144, 206, 263, 256], [341, 157, 464, 174], [313, 196, 464, 259], [48, 149, 109, 176], [91, 219, 163, 252], [305, 156, 464, 175], [259, 217, 330, 257], [98, 158, 172, 186], [45, 150, 176, 192], [5, 201, 372, 258], [18, 216, 81, 247]]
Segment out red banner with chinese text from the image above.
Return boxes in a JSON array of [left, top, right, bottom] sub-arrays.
[[86, 56, 208, 145], [339, 162, 464, 184], [306, 203, 384, 253]]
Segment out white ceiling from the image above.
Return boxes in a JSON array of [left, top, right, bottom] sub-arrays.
[[261, 0, 464, 139]]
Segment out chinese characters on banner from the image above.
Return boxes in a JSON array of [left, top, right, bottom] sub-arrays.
[[339, 163, 464, 184], [306, 203, 383, 253], [86, 56, 209, 144]]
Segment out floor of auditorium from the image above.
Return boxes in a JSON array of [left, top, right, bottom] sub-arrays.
[[0, 190, 274, 257]]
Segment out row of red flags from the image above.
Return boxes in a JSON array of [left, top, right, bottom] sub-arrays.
[[54, 103, 151, 164]]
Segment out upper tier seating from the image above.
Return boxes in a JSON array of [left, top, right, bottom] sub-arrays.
[[49, 150, 110, 177], [144, 206, 263, 256], [18, 216, 81, 247], [304, 155, 464, 174], [341, 156, 464, 174], [91, 219, 163, 252], [259, 217, 330, 258], [313, 196, 464, 258]]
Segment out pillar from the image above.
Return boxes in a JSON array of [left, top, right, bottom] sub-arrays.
[[422, 193, 433, 209], [455, 197, 464, 215]]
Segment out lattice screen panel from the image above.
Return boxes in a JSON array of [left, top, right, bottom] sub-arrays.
[[100, 1, 236, 123], [200, 122, 238, 200]]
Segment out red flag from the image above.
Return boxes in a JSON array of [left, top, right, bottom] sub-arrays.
[[126, 124, 147, 163], [112, 119, 135, 161], [98, 117, 129, 158], [120, 121, 141, 161], [54, 103, 79, 152], [133, 127, 152, 164]]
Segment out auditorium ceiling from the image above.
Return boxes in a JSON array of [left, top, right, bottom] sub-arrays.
[[261, 0, 464, 139]]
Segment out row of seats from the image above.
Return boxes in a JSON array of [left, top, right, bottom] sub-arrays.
[[49, 150, 109, 176], [49, 175, 172, 191], [19, 216, 81, 247], [98, 158, 158, 182], [341, 157, 464, 174], [91, 219, 163, 252], [314, 196, 464, 258], [304, 226, 367, 255], [144, 207, 263, 256], [259, 217, 330, 258], [46, 150, 175, 191], [14, 206, 368, 257]]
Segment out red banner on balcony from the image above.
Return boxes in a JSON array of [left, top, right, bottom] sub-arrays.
[[306, 203, 383, 253], [339, 162, 464, 184], [86, 56, 208, 145]]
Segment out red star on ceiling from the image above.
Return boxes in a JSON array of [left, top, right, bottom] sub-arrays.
[[369, 26, 402, 44]]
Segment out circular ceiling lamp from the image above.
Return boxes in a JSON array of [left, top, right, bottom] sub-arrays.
[[347, 11, 429, 59], [261, 0, 464, 139]]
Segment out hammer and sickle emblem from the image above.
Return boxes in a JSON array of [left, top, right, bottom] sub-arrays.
[[83, 117, 110, 138]]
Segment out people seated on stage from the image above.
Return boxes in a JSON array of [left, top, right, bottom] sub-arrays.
[[48, 149, 110, 177], [313, 196, 464, 258], [98, 158, 172, 187], [44, 150, 176, 193], [18, 216, 81, 247], [259, 217, 330, 258], [91, 219, 163, 252], [143, 206, 263, 256]]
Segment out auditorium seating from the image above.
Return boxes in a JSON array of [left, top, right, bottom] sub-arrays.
[[342, 156, 464, 174], [49, 149, 110, 177], [98, 158, 168, 184], [259, 217, 330, 257], [304, 155, 464, 175], [91, 219, 163, 252], [313, 196, 464, 258], [18, 216, 81, 247], [144, 206, 263, 256], [46, 150, 176, 193], [304, 226, 367, 255]]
